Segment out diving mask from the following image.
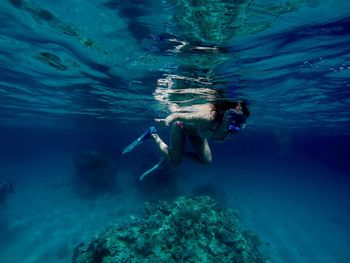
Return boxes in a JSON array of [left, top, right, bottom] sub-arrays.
[[223, 109, 247, 133]]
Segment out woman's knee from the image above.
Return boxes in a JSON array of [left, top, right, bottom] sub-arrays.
[[199, 154, 212, 165], [172, 121, 184, 132], [198, 140, 212, 165]]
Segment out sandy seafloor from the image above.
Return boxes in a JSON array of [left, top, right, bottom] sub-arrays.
[[0, 127, 349, 263]]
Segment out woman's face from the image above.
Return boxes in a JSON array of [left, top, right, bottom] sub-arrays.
[[223, 108, 247, 133]]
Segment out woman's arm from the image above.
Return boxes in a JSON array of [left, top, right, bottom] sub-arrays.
[[155, 112, 202, 126], [155, 104, 215, 126]]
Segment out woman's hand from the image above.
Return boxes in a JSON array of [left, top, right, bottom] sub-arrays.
[[155, 115, 175, 126], [155, 118, 168, 126]]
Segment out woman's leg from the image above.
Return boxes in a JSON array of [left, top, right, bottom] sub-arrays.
[[151, 121, 186, 166], [188, 135, 212, 164]]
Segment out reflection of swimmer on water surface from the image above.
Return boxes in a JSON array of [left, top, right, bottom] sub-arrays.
[[169, 0, 313, 45]]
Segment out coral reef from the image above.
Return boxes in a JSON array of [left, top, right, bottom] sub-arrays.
[[72, 196, 268, 263]]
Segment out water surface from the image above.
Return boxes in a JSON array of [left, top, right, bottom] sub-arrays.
[[0, 1, 349, 262]]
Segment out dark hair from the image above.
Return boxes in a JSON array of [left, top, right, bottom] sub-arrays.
[[212, 100, 250, 120]]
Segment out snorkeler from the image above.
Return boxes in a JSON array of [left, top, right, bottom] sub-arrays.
[[123, 100, 250, 179], [0, 180, 15, 209]]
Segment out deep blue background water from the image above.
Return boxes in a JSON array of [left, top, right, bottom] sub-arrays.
[[0, 0, 350, 262]]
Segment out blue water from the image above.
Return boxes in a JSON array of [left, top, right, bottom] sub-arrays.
[[0, 0, 349, 262]]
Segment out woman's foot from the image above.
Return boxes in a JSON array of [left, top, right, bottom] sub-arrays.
[[122, 126, 157, 154]]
